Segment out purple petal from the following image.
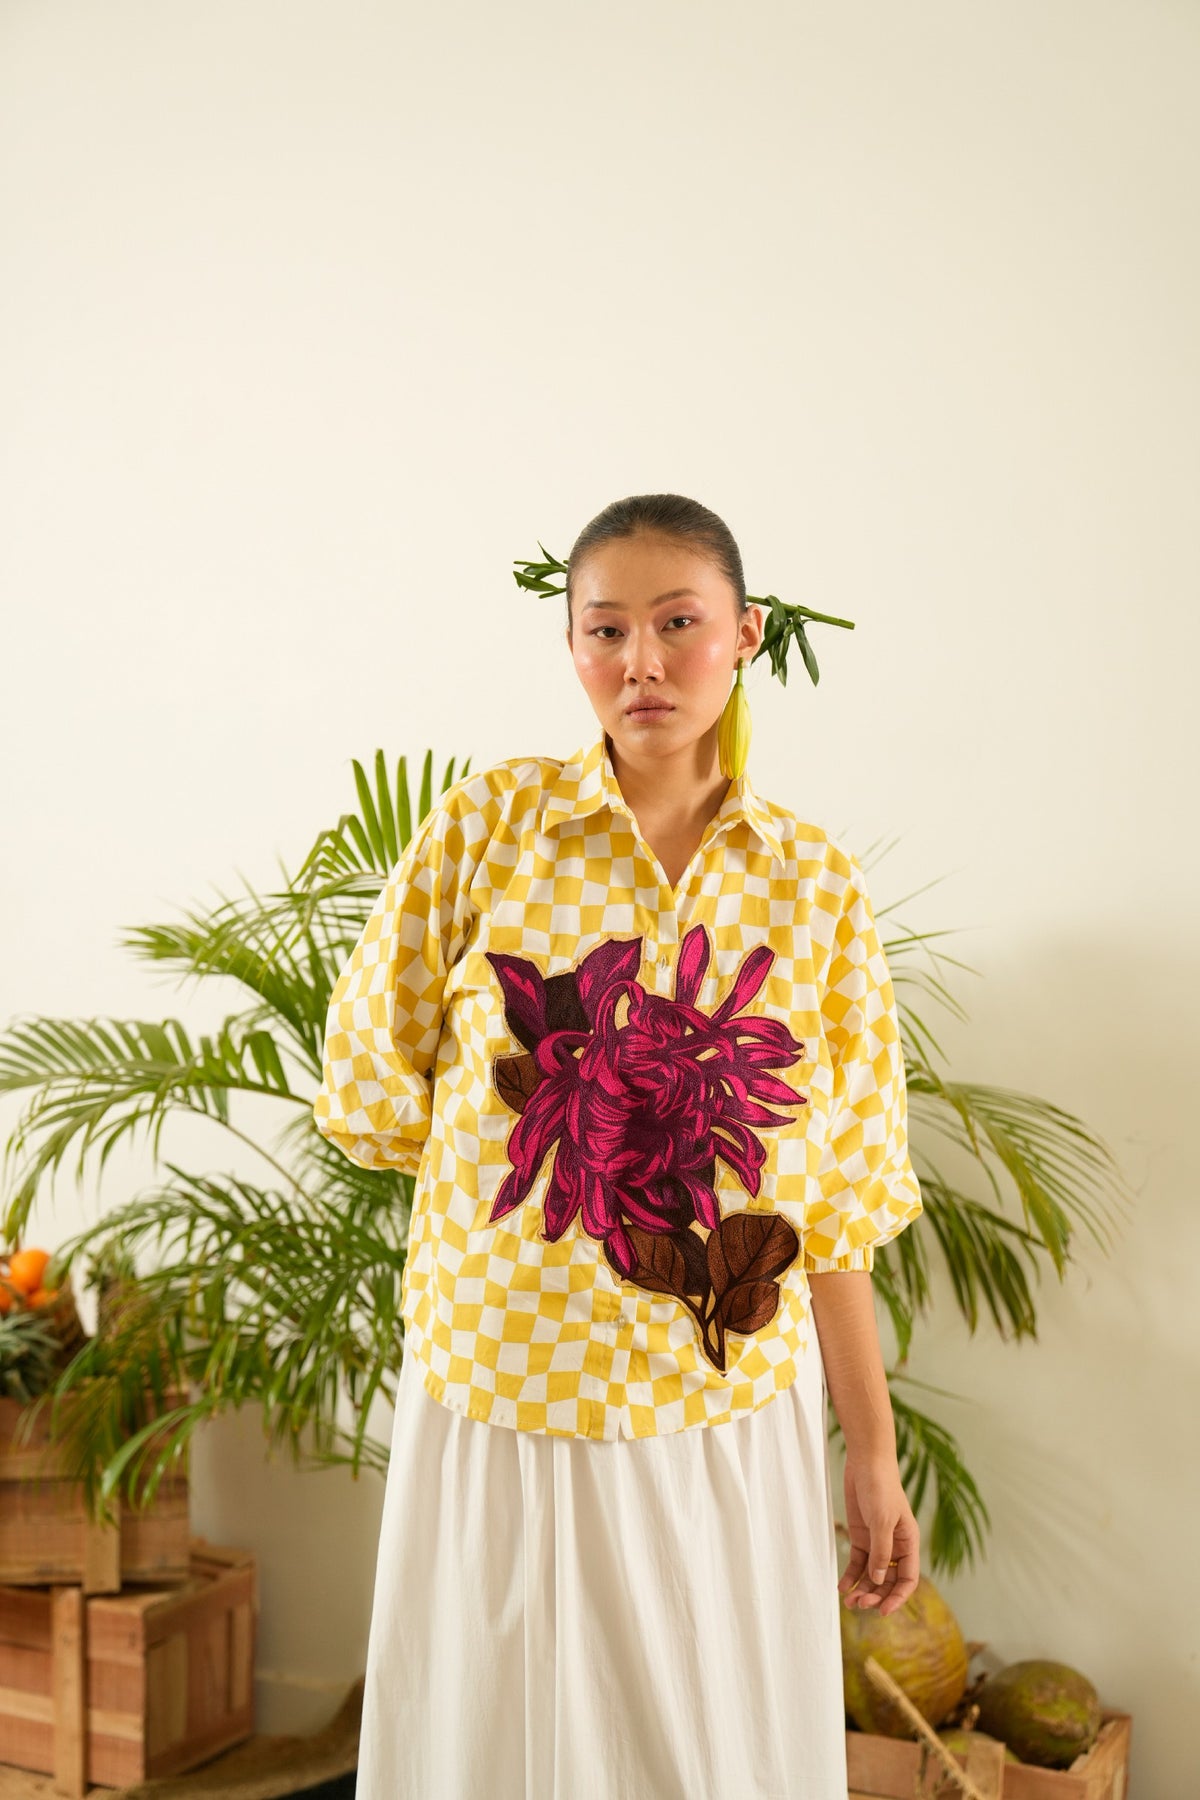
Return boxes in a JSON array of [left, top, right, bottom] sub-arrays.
[[575, 937, 643, 1024], [578, 1165, 620, 1239], [710, 943, 775, 1023], [674, 923, 711, 1006], [484, 950, 549, 1049], [677, 1169, 722, 1231], [710, 1117, 767, 1193], [728, 1017, 807, 1063], [542, 1143, 586, 1237]]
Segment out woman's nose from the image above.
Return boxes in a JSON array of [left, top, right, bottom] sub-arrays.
[[622, 635, 665, 681]]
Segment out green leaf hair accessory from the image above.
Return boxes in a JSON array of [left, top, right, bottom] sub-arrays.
[[512, 544, 571, 600], [751, 591, 856, 688]]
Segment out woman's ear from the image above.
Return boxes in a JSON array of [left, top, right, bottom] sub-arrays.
[[739, 605, 765, 658]]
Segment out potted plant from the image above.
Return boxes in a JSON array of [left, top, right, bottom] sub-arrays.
[[0, 555, 1131, 1575]]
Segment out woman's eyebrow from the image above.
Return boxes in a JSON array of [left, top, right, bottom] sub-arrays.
[[582, 588, 703, 613]]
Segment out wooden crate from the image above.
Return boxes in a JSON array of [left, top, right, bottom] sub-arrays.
[[0, 1390, 190, 1593], [848, 1722, 1006, 1798], [0, 1537, 256, 1795], [847, 1708, 1131, 1800], [1001, 1713, 1131, 1800]]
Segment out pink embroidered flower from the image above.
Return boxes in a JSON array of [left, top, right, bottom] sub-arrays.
[[485, 923, 807, 1277]]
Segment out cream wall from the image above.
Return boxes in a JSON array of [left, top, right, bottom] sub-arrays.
[[2, 2, 1196, 1791]]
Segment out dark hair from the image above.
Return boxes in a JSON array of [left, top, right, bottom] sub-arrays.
[[564, 493, 748, 633]]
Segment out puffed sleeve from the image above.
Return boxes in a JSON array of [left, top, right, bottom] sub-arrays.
[[313, 792, 470, 1176], [801, 853, 924, 1273]]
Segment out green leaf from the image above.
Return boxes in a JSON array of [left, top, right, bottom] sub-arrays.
[[352, 759, 385, 865]]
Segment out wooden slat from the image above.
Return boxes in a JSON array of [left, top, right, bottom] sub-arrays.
[[0, 1642, 51, 1701], [49, 1587, 84, 1799], [187, 1609, 232, 1740], [228, 1601, 254, 1711], [0, 1590, 53, 1654], [1075, 1715, 1129, 1800], [80, 1517, 119, 1599], [144, 1635, 187, 1759], [82, 1705, 142, 1745], [957, 1735, 1005, 1798], [120, 1486, 192, 1584], [140, 1568, 255, 1649], [847, 1730, 925, 1794], [0, 1683, 54, 1724], [0, 1707, 54, 1778]]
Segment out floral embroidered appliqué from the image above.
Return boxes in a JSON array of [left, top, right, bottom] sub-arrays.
[[484, 923, 809, 1372]]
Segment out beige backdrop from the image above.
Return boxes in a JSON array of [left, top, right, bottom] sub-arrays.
[[2, 3, 1196, 1794]]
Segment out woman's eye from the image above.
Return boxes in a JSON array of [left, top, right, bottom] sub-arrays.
[[591, 616, 694, 640]]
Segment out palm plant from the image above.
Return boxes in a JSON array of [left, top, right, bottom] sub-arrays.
[[0, 579, 1132, 1574]]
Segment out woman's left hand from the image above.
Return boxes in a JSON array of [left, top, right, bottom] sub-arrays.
[[837, 1448, 920, 1617]]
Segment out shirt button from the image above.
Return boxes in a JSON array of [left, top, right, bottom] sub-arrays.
[[658, 954, 669, 970]]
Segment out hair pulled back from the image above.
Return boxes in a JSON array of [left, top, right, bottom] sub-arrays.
[[564, 493, 748, 632]]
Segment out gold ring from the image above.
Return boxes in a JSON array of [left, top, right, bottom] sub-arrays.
[[845, 1560, 899, 1594]]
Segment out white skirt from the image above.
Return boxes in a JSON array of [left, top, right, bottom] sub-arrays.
[[356, 1334, 849, 1799]]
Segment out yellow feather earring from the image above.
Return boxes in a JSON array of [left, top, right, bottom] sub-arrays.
[[717, 659, 751, 780]]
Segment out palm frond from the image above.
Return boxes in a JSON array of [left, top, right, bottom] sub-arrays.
[[909, 1080, 1131, 1272], [36, 1161, 413, 1513], [279, 1113, 417, 1227], [120, 868, 336, 1050], [292, 748, 472, 893], [879, 1379, 992, 1575], [0, 1013, 307, 1239], [126, 873, 388, 1037], [873, 1170, 1045, 1355], [867, 1216, 934, 1364]]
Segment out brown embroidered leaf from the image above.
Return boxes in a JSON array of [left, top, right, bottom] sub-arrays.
[[492, 1050, 543, 1114], [671, 1224, 712, 1298], [706, 1211, 799, 1294], [700, 1314, 729, 1373], [698, 1212, 802, 1370], [715, 1277, 781, 1338], [616, 1225, 691, 1303]]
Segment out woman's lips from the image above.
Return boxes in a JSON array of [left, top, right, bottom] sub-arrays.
[[626, 703, 674, 718]]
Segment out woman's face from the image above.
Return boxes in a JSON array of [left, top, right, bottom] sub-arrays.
[[566, 534, 763, 766]]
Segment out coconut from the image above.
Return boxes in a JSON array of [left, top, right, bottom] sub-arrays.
[[975, 1659, 1102, 1768], [938, 1726, 1020, 1765], [840, 1573, 969, 1737]]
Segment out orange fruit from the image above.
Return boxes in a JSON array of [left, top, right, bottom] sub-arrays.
[[28, 1286, 60, 1308], [6, 1248, 51, 1295]]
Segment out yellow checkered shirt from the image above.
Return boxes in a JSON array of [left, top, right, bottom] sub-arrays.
[[314, 722, 924, 1440]]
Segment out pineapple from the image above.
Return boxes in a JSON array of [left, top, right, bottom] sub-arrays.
[[0, 1306, 65, 1404]]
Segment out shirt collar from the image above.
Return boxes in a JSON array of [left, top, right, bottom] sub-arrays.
[[543, 720, 787, 867]]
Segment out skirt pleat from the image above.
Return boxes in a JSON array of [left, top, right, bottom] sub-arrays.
[[356, 1339, 849, 1799]]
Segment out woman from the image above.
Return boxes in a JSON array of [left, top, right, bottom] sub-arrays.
[[314, 493, 925, 1798]]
